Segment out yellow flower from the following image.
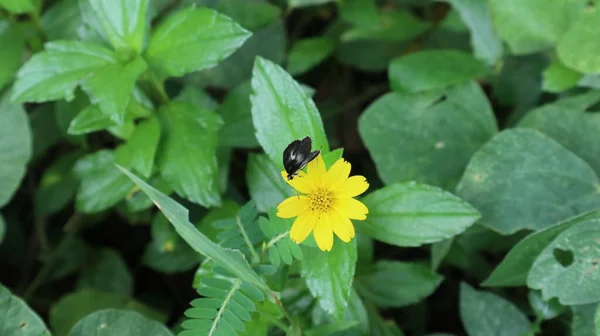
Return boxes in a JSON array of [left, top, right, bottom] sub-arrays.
[[276, 154, 369, 251]]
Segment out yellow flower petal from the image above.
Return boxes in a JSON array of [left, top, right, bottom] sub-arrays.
[[336, 198, 369, 220], [326, 158, 351, 190], [290, 211, 317, 244], [306, 154, 326, 185], [313, 214, 333, 251], [330, 210, 355, 242], [281, 170, 313, 194], [336, 175, 369, 197], [277, 196, 310, 218]]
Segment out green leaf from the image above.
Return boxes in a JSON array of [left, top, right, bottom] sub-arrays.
[[145, 7, 251, 78], [304, 321, 361, 336], [0, 283, 50, 336], [366, 303, 405, 336], [431, 238, 454, 272], [246, 153, 293, 213], [258, 208, 303, 267], [29, 105, 62, 160], [84, 0, 149, 53], [287, 0, 335, 8], [287, 37, 335, 76], [489, 0, 584, 54], [443, 0, 503, 65], [456, 129, 600, 234], [527, 219, 600, 305], [518, 94, 600, 176], [217, 82, 260, 148], [76, 248, 133, 296], [12, 41, 116, 103], [116, 117, 160, 178], [361, 183, 479, 247], [595, 305, 600, 336], [41, 0, 82, 41], [250, 56, 329, 168], [213, 0, 281, 32], [355, 261, 443, 308], [68, 309, 172, 336], [74, 150, 136, 213], [340, 288, 369, 335], [337, 38, 406, 72], [460, 283, 531, 336], [125, 175, 172, 212], [337, 0, 379, 28], [35, 152, 81, 215], [359, 82, 497, 189], [213, 202, 262, 261], [117, 166, 269, 293], [0, 0, 38, 13], [481, 212, 600, 287], [158, 102, 222, 207], [143, 213, 201, 274], [0, 21, 26, 91], [528, 290, 565, 320], [572, 304, 598, 336], [557, 7, 600, 74], [301, 239, 357, 321], [542, 59, 582, 92], [341, 10, 430, 42], [389, 50, 489, 93], [0, 92, 32, 207]]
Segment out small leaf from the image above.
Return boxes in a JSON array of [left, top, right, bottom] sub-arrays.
[[0, 21, 26, 91], [145, 7, 251, 77], [287, 37, 335, 76], [250, 57, 329, 168], [158, 102, 222, 207], [68, 309, 172, 336], [355, 261, 443, 308], [456, 129, 600, 235], [388, 50, 489, 93], [341, 10, 430, 42], [302, 239, 357, 320], [246, 153, 293, 213], [0, 283, 50, 336], [337, 0, 379, 29], [0, 91, 32, 207], [217, 82, 260, 148], [542, 59, 582, 93], [361, 183, 479, 247], [558, 7, 600, 74], [76, 248, 133, 296], [489, 0, 584, 54], [117, 166, 269, 293], [460, 283, 531, 336], [116, 117, 160, 178]]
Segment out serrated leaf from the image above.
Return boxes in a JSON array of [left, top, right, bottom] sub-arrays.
[[145, 7, 251, 78], [527, 219, 600, 305], [246, 153, 293, 213], [361, 183, 479, 247], [456, 129, 600, 235], [68, 309, 172, 336], [0, 21, 26, 91], [0, 283, 50, 336], [287, 37, 335, 76], [355, 261, 443, 308], [76, 248, 133, 296], [84, 0, 149, 53], [0, 91, 32, 207], [389, 50, 489, 93], [217, 82, 260, 148], [302, 239, 357, 321], [558, 7, 600, 74], [489, 0, 584, 55], [443, 0, 503, 65], [12, 41, 116, 103], [542, 59, 582, 92], [250, 56, 329, 168], [359, 82, 497, 189], [116, 117, 160, 178], [117, 166, 269, 292], [158, 102, 221, 207], [460, 283, 530, 336]]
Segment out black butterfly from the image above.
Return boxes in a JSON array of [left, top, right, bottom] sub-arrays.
[[283, 136, 320, 180]]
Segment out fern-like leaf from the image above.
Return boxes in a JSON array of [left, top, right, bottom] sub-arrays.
[[213, 202, 263, 262], [259, 208, 303, 267]]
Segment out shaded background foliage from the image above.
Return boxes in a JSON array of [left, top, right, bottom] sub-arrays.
[[1, 0, 600, 335]]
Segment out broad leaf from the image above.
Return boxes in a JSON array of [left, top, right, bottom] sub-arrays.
[[366, 303, 405, 336], [0, 21, 25, 91], [217, 82, 260, 148], [0, 92, 32, 207], [68, 309, 172, 336], [460, 283, 530, 336], [443, 0, 503, 65], [528, 219, 600, 305], [116, 116, 160, 178], [359, 82, 497, 189], [76, 248, 133, 296], [41, 0, 82, 41], [361, 183, 479, 247], [489, 0, 584, 54], [388, 50, 489, 93], [287, 37, 335, 76], [355, 261, 443, 308], [456, 129, 600, 234], [118, 167, 269, 292], [542, 59, 582, 93], [0, 0, 38, 13], [250, 57, 329, 168], [145, 7, 251, 77], [0, 283, 50, 336], [572, 304, 598, 336], [302, 239, 357, 320], [158, 102, 221, 207], [246, 153, 293, 213], [557, 7, 600, 74]]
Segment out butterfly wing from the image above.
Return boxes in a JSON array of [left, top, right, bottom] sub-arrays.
[[283, 139, 302, 174]]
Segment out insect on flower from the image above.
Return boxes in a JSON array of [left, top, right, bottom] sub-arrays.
[[282, 136, 320, 180], [277, 149, 369, 252]]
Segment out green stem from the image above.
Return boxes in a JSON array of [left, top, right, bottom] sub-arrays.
[[270, 292, 296, 333], [236, 215, 260, 263]]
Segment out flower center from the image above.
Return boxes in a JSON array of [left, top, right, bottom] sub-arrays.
[[309, 188, 333, 213]]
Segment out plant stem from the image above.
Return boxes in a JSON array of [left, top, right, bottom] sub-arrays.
[[270, 292, 297, 333]]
